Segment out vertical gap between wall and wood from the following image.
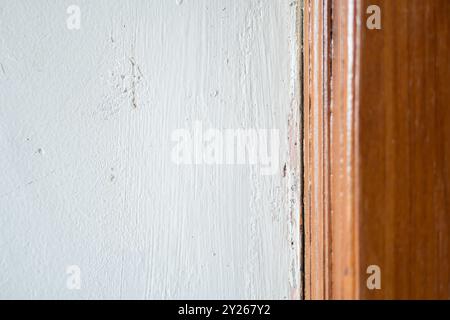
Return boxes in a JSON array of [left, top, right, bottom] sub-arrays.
[[298, 0, 306, 301]]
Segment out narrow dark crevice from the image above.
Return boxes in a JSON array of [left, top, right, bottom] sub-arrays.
[[299, 0, 306, 301]]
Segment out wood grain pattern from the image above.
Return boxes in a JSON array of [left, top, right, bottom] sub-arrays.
[[358, 0, 450, 299], [304, 0, 360, 300], [329, 0, 361, 300], [303, 0, 332, 300], [305, 0, 450, 299]]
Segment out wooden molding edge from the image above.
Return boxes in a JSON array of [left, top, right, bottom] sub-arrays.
[[303, 0, 362, 300], [303, 0, 332, 300]]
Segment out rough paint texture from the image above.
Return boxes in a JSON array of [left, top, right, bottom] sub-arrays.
[[0, 0, 301, 299]]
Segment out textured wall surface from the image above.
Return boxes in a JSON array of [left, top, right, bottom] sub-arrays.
[[0, 0, 301, 299]]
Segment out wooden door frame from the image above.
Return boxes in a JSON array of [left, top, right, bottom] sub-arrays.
[[303, 0, 361, 300], [303, 0, 450, 300]]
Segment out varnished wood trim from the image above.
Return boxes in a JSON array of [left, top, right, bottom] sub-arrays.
[[303, 0, 332, 300], [304, 0, 361, 299], [329, 0, 362, 300], [305, 0, 450, 299]]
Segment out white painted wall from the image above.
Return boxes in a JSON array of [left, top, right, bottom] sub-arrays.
[[0, 0, 301, 299]]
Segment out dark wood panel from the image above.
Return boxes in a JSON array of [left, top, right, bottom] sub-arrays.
[[358, 0, 450, 299]]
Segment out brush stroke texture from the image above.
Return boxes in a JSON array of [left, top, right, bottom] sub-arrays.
[[0, 0, 301, 299]]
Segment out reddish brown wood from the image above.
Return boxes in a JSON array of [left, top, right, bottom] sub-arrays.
[[329, 0, 362, 300], [303, 0, 333, 300], [304, 0, 360, 299], [304, 0, 450, 299], [358, 0, 450, 299]]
